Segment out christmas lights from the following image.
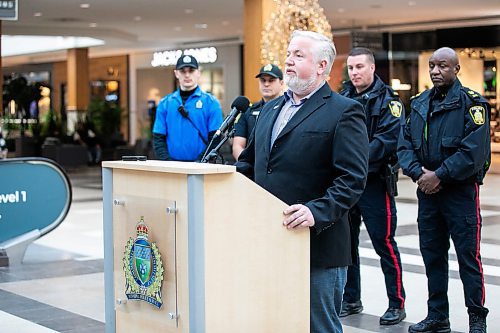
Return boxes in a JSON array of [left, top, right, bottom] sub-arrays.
[[261, 0, 332, 69]]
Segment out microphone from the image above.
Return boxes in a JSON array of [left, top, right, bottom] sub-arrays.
[[215, 96, 250, 137]]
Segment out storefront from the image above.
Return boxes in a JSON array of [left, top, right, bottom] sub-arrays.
[[389, 25, 499, 149], [128, 43, 243, 144], [2, 55, 129, 142]]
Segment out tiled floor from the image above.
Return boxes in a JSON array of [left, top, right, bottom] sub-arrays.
[[1, 164, 500, 333]]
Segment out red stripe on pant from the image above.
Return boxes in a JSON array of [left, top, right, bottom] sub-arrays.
[[385, 192, 405, 308], [474, 183, 486, 305]]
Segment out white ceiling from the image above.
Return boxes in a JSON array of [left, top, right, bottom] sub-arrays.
[[2, 0, 500, 66]]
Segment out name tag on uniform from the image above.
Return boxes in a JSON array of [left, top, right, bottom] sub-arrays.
[[252, 111, 260, 116], [196, 100, 203, 109]]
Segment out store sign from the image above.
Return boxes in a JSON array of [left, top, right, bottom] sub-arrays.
[[0, 0, 17, 20], [352, 32, 384, 51], [151, 47, 217, 67], [0, 158, 71, 244]]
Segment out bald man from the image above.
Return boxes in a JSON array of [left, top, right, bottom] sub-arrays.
[[398, 47, 490, 333]]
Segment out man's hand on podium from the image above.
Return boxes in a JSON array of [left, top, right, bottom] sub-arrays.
[[283, 204, 315, 229]]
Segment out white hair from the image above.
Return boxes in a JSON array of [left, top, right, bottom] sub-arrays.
[[290, 30, 336, 76]]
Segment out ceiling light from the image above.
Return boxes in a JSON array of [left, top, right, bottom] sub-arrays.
[[80, 3, 90, 9], [89, 22, 97, 28], [195, 23, 208, 29], [33, 12, 42, 17], [1, 35, 105, 56]]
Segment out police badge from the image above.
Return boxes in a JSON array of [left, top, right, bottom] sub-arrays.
[[123, 216, 164, 308], [389, 101, 402, 118], [469, 105, 485, 125], [264, 63, 273, 71]]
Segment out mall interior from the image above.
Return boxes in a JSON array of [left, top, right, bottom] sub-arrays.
[[0, 1, 500, 332], [0, 0, 499, 165]]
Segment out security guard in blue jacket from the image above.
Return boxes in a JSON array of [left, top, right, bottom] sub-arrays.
[[339, 47, 406, 325], [152, 55, 223, 161], [399, 47, 490, 333]]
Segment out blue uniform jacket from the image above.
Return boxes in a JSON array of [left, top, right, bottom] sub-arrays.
[[398, 79, 491, 184], [341, 75, 405, 174], [152, 86, 222, 161]]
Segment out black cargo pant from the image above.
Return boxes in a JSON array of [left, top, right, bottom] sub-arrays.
[[343, 176, 406, 309], [417, 183, 488, 319]]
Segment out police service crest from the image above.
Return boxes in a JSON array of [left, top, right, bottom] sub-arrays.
[[263, 63, 273, 71], [389, 101, 402, 118], [123, 216, 164, 308], [469, 105, 485, 125]]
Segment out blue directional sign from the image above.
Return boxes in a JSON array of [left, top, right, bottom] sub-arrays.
[[0, 158, 71, 243]]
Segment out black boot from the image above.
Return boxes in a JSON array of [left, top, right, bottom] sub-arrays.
[[380, 307, 406, 325], [408, 317, 451, 333], [339, 300, 363, 317], [469, 312, 487, 333]]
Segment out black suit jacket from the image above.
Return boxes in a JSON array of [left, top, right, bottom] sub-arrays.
[[237, 83, 369, 268]]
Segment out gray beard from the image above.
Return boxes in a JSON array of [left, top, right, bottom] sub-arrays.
[[285, 74, 317, 96]]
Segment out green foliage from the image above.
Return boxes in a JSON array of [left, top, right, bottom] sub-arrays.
[[39, 109, 62, 138], [3, 74, 49, 138], [86, 97, 123, 144], [337, 63, 350, 92], [1, 113, 20, 137], [3, 74, 44, 117]]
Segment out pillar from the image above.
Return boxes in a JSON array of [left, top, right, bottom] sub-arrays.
[[243, 0, 277, 102], [66, 48, 89, 113]]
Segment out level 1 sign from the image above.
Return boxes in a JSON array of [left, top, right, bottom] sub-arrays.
[[0, 158, 71, 243]]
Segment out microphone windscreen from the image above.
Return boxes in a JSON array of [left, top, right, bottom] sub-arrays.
[[231, 96, 250, 112]]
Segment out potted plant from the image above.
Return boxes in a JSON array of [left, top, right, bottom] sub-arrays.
[[86, 97, 124, 160]]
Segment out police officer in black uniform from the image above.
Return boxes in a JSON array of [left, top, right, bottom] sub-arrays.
[[232, 64, 283, 160], [340, 47, 406, 325], [399, 47, 490, 333]]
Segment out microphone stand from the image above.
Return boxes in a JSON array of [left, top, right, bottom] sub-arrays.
[[201, 127, 235, 164]]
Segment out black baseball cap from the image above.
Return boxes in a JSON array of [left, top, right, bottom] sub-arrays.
[[176, 54, 199, 70], [256, 63, 283, 80]]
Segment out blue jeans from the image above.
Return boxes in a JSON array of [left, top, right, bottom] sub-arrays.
[[311, 266, 348, 333]]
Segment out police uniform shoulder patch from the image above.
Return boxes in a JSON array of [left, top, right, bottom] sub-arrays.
[[387, 88, 399, 97], [467, 90, 479, 98], [462, 87, 485, 103], [388, 100, 402, 118], [410, 92, 423, 100], [469, 105, 486, 125]]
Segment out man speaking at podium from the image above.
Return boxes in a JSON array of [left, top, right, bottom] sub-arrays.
[[236, 30, 368, 333]]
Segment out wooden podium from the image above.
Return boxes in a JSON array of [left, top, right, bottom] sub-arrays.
[[102, 161, 309, 333]]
